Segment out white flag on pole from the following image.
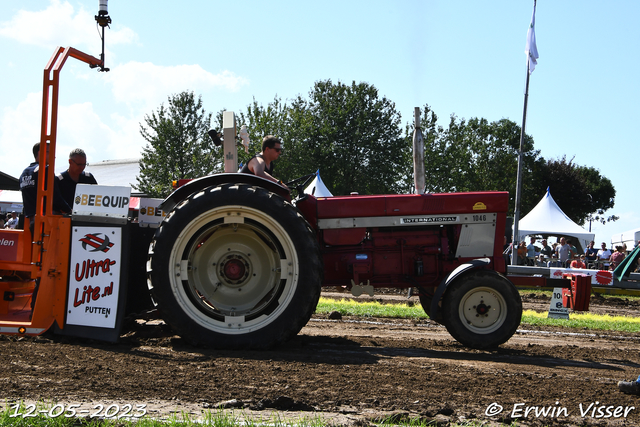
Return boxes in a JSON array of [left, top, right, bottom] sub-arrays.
[[525, 1, 539, 74]]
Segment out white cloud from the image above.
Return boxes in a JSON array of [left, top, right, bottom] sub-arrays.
[[0, 93, 42, 178], [104, 61, 250, 113], [105, 111, 147, 162], [0, 0, 138, 50], [0, 57, 251, 179], [108, 26, 138, 46], [0, 92, 145, 179], [56, 102, 117, 167]]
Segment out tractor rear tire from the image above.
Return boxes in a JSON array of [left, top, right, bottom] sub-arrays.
[[441, 270, 521, 349], [148, 183, 322, 349]]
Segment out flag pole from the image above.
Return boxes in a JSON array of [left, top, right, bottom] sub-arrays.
[[512, 0, 538, 265], [512, 64, 531, 265]]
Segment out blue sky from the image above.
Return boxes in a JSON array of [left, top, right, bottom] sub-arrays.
[[0, 0, 638, 245]]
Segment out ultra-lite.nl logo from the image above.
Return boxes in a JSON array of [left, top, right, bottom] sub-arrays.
[[79, 233, 114, 253]]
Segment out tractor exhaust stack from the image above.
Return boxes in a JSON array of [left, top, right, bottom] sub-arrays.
[[412, 107, 426, 194]]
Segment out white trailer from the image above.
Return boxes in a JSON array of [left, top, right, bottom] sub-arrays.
[[611, 227, 640, 251]]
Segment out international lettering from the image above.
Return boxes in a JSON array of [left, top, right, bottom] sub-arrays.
[[402, 216, 457, 224]]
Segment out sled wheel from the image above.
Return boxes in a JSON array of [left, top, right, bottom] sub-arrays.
[[148, 183, 322, 349], [441, 270, 521, 349]]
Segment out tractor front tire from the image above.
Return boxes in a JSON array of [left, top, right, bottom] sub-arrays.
[[148, 183, 322, 349], [441, 270, 521, 349]]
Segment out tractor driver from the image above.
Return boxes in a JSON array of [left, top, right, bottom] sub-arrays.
[[240, 135, 288, 190]]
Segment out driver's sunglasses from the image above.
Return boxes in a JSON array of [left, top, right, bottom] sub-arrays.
[[272, 147, 283, 153], [71, 158, 88, 167]]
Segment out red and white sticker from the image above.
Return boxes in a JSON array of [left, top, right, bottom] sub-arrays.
[[550, 268, 613, 286]]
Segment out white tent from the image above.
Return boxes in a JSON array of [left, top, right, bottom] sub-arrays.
[[0, 190, 23, 213], [517, 189, 594, 249], [304, 170, 333, 197]]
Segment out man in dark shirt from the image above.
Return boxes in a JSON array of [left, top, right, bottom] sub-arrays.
[[584, 241, 598, 264], [539, 239, 553, 257], [19, 142, 71, 223], [20, 143, 72, 312], [55, 148, 98, 209]]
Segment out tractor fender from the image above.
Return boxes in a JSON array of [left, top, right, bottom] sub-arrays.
[[160, 173, 291, 213], [429, 258, 491, 320]]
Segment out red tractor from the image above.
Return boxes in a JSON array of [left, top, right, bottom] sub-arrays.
[[0, 5, 523, 348], [147, 113, 522, 350]]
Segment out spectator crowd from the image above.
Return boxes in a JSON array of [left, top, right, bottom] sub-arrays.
[[504, 238, 640, 272]]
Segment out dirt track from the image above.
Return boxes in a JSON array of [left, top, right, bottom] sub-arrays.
[[2, 291, 640, 426]]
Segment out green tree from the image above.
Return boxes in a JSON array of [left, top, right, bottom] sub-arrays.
[[234, 97, 293, 176], [415, 108, 544, 215], [578, 164, 618, 226], [135, 91, 213, 197], [532, 156, 617, 226], [228, 81, 408, 195], [214, 97, 299, 181], [286, 80, 408, 195]]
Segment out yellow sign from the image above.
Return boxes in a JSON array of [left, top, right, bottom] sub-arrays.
[[472, 202, 487, 211]]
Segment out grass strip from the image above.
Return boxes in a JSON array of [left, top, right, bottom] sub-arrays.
[[522, 309, 640, 332], [317, 297, 427, 319], [0, 401, 514, 427], [316, 297, 640, 332], [0, 403, 333, 427], [520, 288, 640, 301]]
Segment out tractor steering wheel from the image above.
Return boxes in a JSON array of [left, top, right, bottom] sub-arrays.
[[284, 173, 316, 199]]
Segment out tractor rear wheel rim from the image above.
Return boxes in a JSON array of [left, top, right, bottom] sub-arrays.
[[168, 205, 298, 333]]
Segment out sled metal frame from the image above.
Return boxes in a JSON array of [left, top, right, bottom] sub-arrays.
[[507, 265, 640, 298], [0, 47, 103, 336]]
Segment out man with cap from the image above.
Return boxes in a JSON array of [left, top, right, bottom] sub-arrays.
[[5, 211, 18, 229], [539, 239, 553, 258]]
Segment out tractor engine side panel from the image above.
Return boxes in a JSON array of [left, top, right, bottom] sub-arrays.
[[307, 191, 510, 288], [320, 226, 447, 287]]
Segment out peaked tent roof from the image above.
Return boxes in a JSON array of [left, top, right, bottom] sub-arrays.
[[517, 189, 594, 243], [304, 170, 333, 197], [0, 171, 20, 191]]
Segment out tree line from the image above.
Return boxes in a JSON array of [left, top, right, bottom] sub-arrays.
[[135, 80, 616, 227]]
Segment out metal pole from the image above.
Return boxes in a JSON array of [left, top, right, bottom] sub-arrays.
[[413, 107, 425, 194], [512, 63, 531, 265], [101, 25, 106, 70]]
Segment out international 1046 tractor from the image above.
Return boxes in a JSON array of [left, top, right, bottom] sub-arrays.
[[0, 3, 528, 349]]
